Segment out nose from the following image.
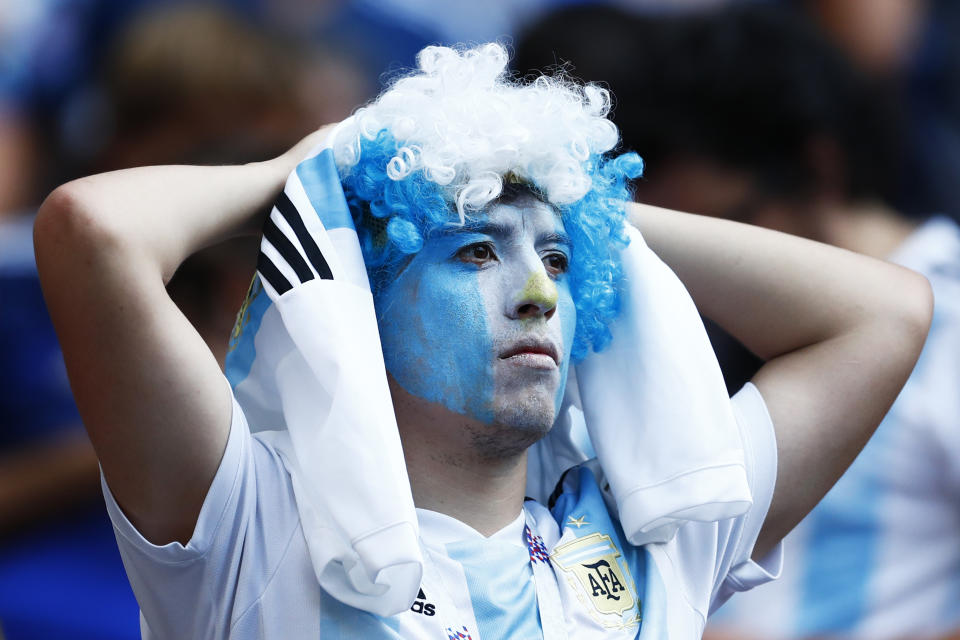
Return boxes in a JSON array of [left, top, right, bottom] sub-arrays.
[[511, 269, 558, 320]]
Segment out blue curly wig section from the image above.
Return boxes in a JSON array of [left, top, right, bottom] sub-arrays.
[[339, 130, 644, 362]]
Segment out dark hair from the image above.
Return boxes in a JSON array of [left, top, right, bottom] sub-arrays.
[[514, 3, 901, 204]]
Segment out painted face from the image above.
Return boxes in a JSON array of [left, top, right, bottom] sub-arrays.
[[376, 196, 576, 434]]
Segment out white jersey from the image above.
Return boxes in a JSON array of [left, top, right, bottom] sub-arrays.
[[103, 383, 780, 639], [709, 216, 960, 639]]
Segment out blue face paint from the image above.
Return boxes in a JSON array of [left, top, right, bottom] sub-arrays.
[[376, 234, 496, 423], [377, 197, 575, 432]]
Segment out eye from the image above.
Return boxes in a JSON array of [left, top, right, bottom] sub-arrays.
[[542, 251, 569, 277], [456, 242, 497, 266]]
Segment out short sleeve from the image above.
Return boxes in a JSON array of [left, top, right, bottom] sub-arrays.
[[708, 382, 783, 613], [893, 218, 960, 497], [100, 392, 302, 639], [910, 310, 960, 497]]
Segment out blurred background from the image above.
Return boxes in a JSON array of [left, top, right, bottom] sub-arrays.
[[1, 0, 959, 638]]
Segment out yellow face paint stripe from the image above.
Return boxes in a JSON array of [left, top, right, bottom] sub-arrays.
[[518, 270, 559, 308]]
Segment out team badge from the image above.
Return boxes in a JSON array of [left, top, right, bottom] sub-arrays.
[[228, 276, 261, 351], [550, 533, 641, 628]]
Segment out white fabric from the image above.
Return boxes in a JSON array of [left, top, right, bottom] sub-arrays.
[[571, 225, 752, 544], [225, 141, 752, 615], [234, 147, 421, 617], [101, 384, 780, 639], [262, 282, 421, 612], [709, 216, 960, 639]]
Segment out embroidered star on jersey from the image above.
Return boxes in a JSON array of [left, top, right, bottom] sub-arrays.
[[567, 515, 589, 529]]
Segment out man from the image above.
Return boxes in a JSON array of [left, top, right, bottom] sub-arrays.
[[34, 44, 931, 638]]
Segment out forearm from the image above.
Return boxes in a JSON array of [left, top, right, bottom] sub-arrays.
[[35, 123, 334, 281], [629, 202, 932, 553], [31, 129, 332, 544], [36, 159, 287, 283], [627, 202, 928, 360]]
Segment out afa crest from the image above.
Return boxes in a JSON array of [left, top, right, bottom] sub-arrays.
[[550, 533, 641, 628], [228, 276, 262, 352]]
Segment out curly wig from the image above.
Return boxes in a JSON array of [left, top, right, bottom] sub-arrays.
[[332, 43, 643, 361]]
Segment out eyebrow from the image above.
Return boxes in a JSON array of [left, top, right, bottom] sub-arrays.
[[441, 222, 571, 248], [444, 220, 512, 238], [543, 231, 572, 249]]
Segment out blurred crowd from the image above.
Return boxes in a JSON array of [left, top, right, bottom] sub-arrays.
[[2, 0, 959, 638]]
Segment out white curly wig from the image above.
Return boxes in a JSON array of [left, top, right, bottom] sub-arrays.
[[331, 42, 620, 219]]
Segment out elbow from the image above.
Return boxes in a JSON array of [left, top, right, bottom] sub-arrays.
[[35, 184, 76, 249], [904, 270, 934, 353], [36, 180, 121, 262], [37, 179, 105, 242], [882, 268, 934, 366], [34, 179, 127, 288], [35, 183, 80, 272]]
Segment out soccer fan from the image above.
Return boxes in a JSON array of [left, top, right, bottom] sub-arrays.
[[34, 44, 931, 638]]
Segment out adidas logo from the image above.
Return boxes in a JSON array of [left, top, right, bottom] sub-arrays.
[[410, 588, 436, 616]]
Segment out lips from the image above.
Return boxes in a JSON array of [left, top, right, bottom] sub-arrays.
[[498, 339, 560, 366]]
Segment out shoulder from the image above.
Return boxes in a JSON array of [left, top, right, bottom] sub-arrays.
[[103, 394, 302, 560], [103, 396, 308, 637]]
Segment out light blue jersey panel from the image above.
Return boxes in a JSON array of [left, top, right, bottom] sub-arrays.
[[316, 593, 401, 639], [795, 415, 889, 634], [550, 466, 650, 607], [225, 277, 270, 388], [547, 465, 665, 639], [295, 149, 354, 231], [446, 538, 543, 639]]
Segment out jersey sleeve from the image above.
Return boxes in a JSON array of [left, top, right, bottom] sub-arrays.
[[663, 382, 783, 621], [707, 382, 783, 613], [918, 313, 960, 497], [99, 388, 302, 639]]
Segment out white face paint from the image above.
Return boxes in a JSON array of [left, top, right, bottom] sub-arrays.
[[484, 198, 576, 434], [377, 196, 576, 436]]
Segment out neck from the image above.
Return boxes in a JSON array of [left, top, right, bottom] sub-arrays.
[[390, 379, 530, 536], [817, 200, 916, 258], [404, 431, 529, 537]]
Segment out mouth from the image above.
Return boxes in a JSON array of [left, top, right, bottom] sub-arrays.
[[498, 339, 560, 369]]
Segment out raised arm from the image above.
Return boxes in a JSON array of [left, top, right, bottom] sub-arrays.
[[628, 202, 932, 558], [34, 128, 331, 545]]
